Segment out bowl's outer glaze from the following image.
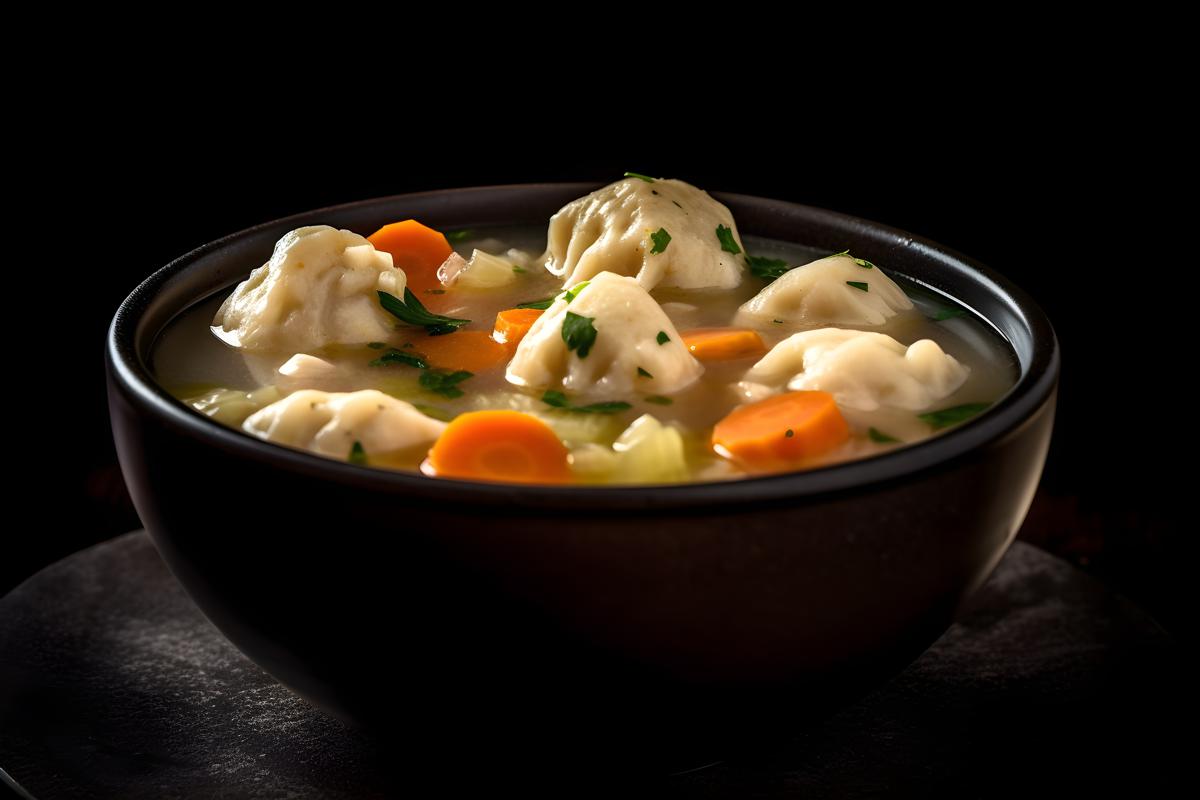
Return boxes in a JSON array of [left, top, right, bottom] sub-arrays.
[[107, 185, 1057, 759]]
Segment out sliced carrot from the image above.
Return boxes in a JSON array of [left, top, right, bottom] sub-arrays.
[[681, 328, 767, 361], [712, 391, 849, 472], [426, 410, 572, 484], [367, 220, 454, 302], [404, 330, 510, 373], [493, 308, 544, 347]]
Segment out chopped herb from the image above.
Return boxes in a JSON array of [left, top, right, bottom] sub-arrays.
[[562, 312, 598, 358], [868, 427, 900, 444], [716, 224, 742, 255], [369, 349, 428, 369], [419, 369, 474, 399], [512, 265, 527, 274], [747, 255, 792, 281], [651, 189, 659, 195], [378, 289, 470, 336], [918, 402, 992, 430], [846, 281, 869, 292], [930, 307, 966, 321], [772, 319, 784, 324], [623, 171, 655, 183], [367, 341, 387, 349], [650, 227, 672, 255], [828, 248, 875, 269], [348, 441, 367, 465], [560, 281, 591, 303], [644, 395, 673, 405], [542, 390, 632, 414], [637, 367, 653, 378], [445, 229, 473, 243], [656, 331, 670, 345], [516, 298, 554, 310], [672, 200, 683, 209], [785, 429, 795, 438], [413, 403, 455, 422]]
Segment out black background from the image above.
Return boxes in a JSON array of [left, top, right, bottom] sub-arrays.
[[9, 84, 1183, 637]]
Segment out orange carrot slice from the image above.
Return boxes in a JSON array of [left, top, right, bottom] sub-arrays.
[[368, 220, 454, 301], [426, 410, 572, 484], [493, 308, 544, 347], [712, 391, 849, 471], [404, 330, 510, 373], [681, 328, 767, 361]]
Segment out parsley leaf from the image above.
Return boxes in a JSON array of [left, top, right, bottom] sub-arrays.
[[650, 227, 672, 255], [419, 369, 474, 399], [516, 298, 554, 310], [445, 229, 473, 243], [868, 427, 900, 444], [747, 255, 792, 281], [561, 281, 590, 303], [562, 312, 598, 358], [846, 281, 869, 292], [918, 402, 991, 430], [369, 349, 428, 369], [623, 171, 655, 183], [656, 331, 670, 345], [716, 224, 741, 255], [348, 441, 367, 465], [637, 367, 653, 378], [378, 289, 470, 336], [644, 395, 672, 405], [829, 248, 875, 269], [542, 390, 631, 414]]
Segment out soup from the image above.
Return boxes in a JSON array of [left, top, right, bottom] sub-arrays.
[[153, 177, 1016, 484]]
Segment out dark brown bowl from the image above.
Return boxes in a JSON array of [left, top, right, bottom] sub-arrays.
[[106, 184, 1057, 765]]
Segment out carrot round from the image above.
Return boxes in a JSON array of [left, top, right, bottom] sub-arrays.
[[368, 220, 454, 300], [405, 330, 510, 373], [712, 391, 849, 471], [426, 410, 572, 484], [682, 328, 767, 361], [493, 308, 544, 348]]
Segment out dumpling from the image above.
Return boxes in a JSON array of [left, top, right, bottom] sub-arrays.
[[742, 328, 968, 411], [541, 177, 747, 290], [506, 271, 704, 397], [213, 226, 407, 353], [242, 389, 446, 459], [737, 254, 913, 327]]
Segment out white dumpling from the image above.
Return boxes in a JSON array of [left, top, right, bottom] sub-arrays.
[[242, 389, 445, 459], [212, 226, 407, 353], [506, 271, 703, 397], [743, 328, 968, 411], [737, 254, 913, 327], [542, 177, 746, 290]]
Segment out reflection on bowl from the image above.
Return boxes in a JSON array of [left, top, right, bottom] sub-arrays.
[[106, 184, 1057, 764]]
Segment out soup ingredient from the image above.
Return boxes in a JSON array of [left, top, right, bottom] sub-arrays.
[[184, 386, 283, 426], [404, 330, 509, 373], [377, 288, 470, 336], [425, 410, 572, 483], [419, 369, 474, 399], [212, 226, 406, 353], [440, 249, 521, 289], [542, 177, 747, 290], [506, 271, 703, 397], [242, 389, 446, 459], [712, 391, 850, 471], [681, 328, 767, 361], [919, 402, 992, 429], [737, 253, 913, 328], [569, 414, 689, 483], [744, 328, 968, 412], [541, 391, 631, 414], [367, 219, 453, 297], [493, 308, 544, 347]]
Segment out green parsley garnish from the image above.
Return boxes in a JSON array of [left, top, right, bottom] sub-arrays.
[[828, 249, 875, 269], [772, 319, 784, 324], [348, 441, 367, 465], [868, 427, 900, 444], [637, 367, 653, 378], [562, 312, 598, 358], [369, 349, 428, 369], [747, 255, 792, 281], [846, 281, 869, 292], [445, 229, 473, 243], [672, 200, 683, 209], [716, 224, 741, 255], [512, 265, 527, 274], [623, 171, 655, 183], [419, 369, 474, 399], [561, 281, 590, 303], [656, 331, 670, 345], [516, 298, 554, 310], [650, 227, 672, 255], [413, 403, 455, 422], [918, 402, 991, 430], [542, 390, 632, 414], [378, 289, 470, 336], [367, 341, 387, 349], [644, 395, 672, 405]]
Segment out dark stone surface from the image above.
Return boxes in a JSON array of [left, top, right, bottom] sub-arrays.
[[0, 533, 1183, 798]]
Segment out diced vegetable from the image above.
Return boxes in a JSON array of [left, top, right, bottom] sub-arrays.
[[681, 328, 767, 361], [184, 386, 282, 426], [426, 410, 572, 484], [404, 330, 509, 373], [493, 308, 544, 347], [367, 220, 454, 299], [611, 414, 689, 482], [445, 249, 521, 289], [711, 391, 849, 471]]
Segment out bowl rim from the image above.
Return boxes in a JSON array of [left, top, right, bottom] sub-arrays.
[[106, 182, 1059, 513]]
